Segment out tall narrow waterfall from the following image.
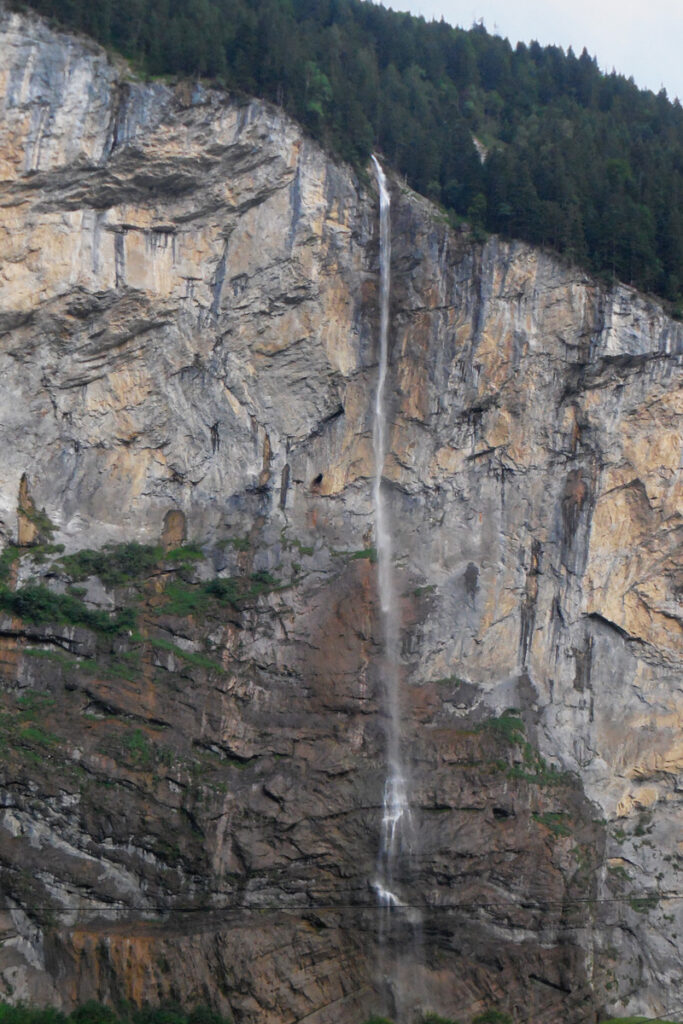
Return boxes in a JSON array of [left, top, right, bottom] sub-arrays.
[[371, 155, 409, 898], [371, 156, 419, 1018]]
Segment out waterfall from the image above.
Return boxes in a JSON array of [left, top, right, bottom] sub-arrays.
[[371, 155, 420, 1020], [371, 154, 409, 895]]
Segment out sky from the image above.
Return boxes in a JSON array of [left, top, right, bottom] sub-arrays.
[[396, 0, 683, 101]]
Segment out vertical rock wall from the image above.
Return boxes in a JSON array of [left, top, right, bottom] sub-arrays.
[[0, 6, 681, 1022]]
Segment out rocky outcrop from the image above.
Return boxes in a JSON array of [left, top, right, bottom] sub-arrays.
[[0, 6, 681, 1022]]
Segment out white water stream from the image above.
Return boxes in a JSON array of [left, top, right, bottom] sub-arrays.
[[371, 155, 409, 902], [371, 156, 421, 1019]]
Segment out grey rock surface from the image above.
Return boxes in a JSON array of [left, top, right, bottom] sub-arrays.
[[0, 6, 681, 1022]]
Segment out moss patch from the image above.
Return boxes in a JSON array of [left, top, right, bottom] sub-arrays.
[[532, 811, 572, 838]]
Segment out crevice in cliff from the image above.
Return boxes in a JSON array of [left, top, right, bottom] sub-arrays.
[[519, 540, 542, 668], [584, 611, 635, 642], [562, 347, 679, 397], [528, 972, 573, 994], [211, 236, 230, 318]]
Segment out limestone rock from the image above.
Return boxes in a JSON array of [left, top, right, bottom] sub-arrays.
[[0, 6, 681, 1022]]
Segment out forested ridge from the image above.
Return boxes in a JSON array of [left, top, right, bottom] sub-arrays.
[[12, 0, 683, 307]]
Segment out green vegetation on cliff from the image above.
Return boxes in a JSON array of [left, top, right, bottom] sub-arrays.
[[599, 1019, 683, 1024], [360, 1014, 683, 1024], [2, 1007, 681, 1024], [12, 0, 683, 308], [0, 583, 137, 633], [361, 1011, 515, 1024], [0, 1003, 232, 1024], [57, 543, 163, 586]]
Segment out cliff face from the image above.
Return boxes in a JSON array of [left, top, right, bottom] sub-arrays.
[[0, 7, 681, 1023]]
